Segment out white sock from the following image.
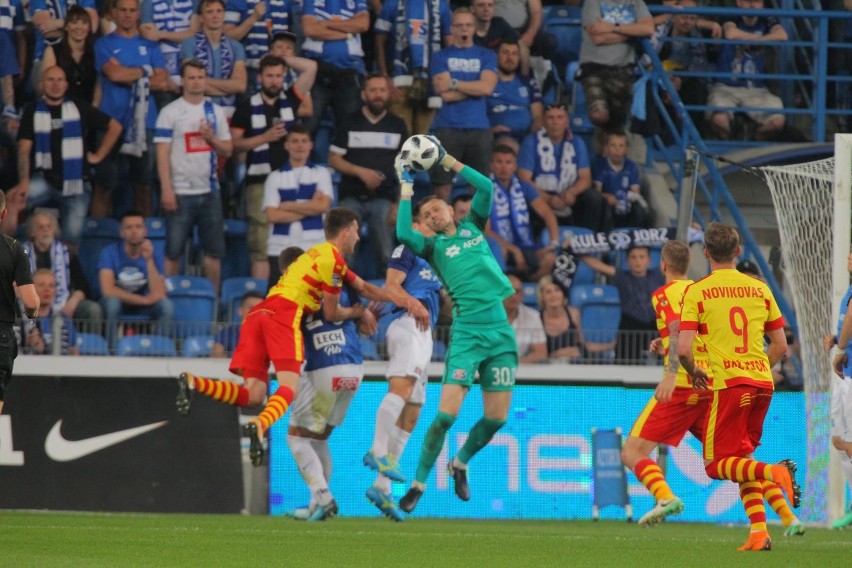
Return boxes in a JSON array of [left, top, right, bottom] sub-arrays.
[[311, 438, 332, 483], [452, 456, 468, 471], [388, 425, 412, 463], [374, 426, 413, 493], [371, 393, 406, 456], [287, 434, 328, 494]]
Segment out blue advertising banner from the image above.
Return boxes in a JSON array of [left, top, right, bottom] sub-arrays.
[[269, 382, 806, 523]]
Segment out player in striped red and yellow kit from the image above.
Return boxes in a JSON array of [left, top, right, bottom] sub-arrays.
[[622, 241, 713, 526], [177, 208, 429, 467], [677, 222, 800, 551]]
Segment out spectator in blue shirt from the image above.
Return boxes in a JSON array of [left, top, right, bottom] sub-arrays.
[[429, 7, 498, 201], [708, 0, 787, 140], [98, 210, 173, 346], [592, 130, 649, 229], [487, 39, 542, 144]]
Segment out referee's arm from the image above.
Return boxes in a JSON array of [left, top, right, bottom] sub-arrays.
[[17, 283, 38, 318]]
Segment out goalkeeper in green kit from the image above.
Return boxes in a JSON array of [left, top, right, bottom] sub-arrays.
[[395, 137, 518, 513]]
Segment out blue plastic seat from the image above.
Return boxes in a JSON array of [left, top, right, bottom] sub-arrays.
[[76, 332, 109, 356], [220, 277, 268, 322], [79, 217, 121, 299], [183, 334, 214, 358], [145, 217, 167, 261], [222, 219, 250, 280], [570, 284, 621, 355], [116, 334, 178, 357], [545, 7, 583, 71], [166, 275, 217, 337], [360, 336, 381, 361]]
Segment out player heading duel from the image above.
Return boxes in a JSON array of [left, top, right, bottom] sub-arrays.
[[394, 136, 518, 513], [677, 222, 800, 552], [178, 208, 429, 466]]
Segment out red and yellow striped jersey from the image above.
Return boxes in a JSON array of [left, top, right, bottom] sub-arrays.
[[268, 241, 357, 313], [680, 269, 785, 390], [652, 279, 712, 388]]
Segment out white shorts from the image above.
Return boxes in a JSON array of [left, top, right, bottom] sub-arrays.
[[385, 314, 432, 405], [288, 363, 363, 435], [831, 376, 852, 441]]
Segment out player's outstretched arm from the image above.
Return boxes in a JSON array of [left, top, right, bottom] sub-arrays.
[[351, 275, 430, 325], [395, 155, 426, 255]]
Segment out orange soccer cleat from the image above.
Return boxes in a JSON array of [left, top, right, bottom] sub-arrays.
[[737, 530, 772, 551]]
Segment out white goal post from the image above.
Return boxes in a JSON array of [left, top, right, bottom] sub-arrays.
[[754, 134, 852, 524]]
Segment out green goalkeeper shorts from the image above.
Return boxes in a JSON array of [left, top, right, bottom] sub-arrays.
[[443, 321, 518, 391]]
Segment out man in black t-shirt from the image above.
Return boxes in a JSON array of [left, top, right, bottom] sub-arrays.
[[0, 189, 39, 414], [230, 55, 306, 281], [328, 73, 408, 276], [13, 66, 123, 249]]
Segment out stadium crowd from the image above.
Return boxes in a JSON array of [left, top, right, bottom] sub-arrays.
[[0, 0, 812, 374]]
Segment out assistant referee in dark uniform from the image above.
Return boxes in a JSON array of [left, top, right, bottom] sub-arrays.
[[0, 190, 39, 414]]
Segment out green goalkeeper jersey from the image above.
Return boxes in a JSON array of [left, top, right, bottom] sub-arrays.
[[397, 166, 514, 324]]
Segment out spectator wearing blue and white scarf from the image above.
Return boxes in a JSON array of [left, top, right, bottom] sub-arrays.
[[13, 66, 123, 245], [93, 0, 170, 218], [180, 0, 247, 119], [154, 60, 233, 293], [141, 0, 200, 83], [374, 0, 452, 135]]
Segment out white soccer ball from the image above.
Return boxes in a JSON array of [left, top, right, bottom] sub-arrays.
[[400, 135, 440, 172]]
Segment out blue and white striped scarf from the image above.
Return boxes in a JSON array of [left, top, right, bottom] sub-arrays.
[[0, 0, 17, 31], [34, 99, 84, 196], [22, 239, 71, 309], [150, 0, 194, 44], [194, 32, 235, 109], [490, 173, 535, 249], [247, 91, 294, 177], [202, 99, 219, 192], [241, 0, 290, 70], [392, 0, 443, 82], [120, 76, 150, 157]]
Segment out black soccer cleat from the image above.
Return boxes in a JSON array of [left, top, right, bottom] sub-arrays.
[[779, 458, 802, 508], [399, 487, 424, 513], [447, 460, 471, 502], [176, 373, 193, 416], [246, 421, 264, 467]]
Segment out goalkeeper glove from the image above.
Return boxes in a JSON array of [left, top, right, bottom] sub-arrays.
[[395, 153, 414, 197], [424, 135, 456, 171]]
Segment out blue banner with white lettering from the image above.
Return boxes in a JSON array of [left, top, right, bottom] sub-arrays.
[[592, 429, 629, 514], [268, 382, 806, 522]]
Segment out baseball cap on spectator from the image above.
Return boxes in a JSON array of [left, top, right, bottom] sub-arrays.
[[269, 31, 298, 46], [736, 260, 761, 277]]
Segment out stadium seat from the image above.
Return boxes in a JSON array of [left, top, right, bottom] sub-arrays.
[[183, 334, 214, 358], [545, 6, 583, 72], [521, 282, 539, 307], [570, 284, 621, 358], [166, 275, 217, 337], [145, 217, 167, 261], [76, 333, 109, 356], [116, 334, 178, 357], [221, 277, 268, 322], [79, 217, 121, 299], [222, 219, 250, 281], [432, 339, 447, 362]]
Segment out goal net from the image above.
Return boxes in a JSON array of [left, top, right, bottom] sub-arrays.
[[754, 134, 852, 524]]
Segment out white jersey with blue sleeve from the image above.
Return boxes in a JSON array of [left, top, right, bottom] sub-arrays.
[[387, 245, 442, 328]]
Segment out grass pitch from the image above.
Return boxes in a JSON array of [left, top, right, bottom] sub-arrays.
[[1, 511, 850, 567]]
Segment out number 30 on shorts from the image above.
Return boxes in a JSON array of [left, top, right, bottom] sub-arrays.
[[491, 367, 515, 386]]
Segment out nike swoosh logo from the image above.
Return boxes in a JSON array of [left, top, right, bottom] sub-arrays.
[[45, 419, 168, 462]]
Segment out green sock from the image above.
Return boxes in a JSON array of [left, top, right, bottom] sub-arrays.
[[414, 412, 456, 484], [457, 417, 506, 464]]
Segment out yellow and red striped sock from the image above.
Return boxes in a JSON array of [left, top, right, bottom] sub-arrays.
[[194, 376, 249, 407], [739, 481, 767, 532], [634, 457, 675, 501], [762, 480, 796, 526], [705, 457, 772, 482], [256, 386, 295, 432]]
